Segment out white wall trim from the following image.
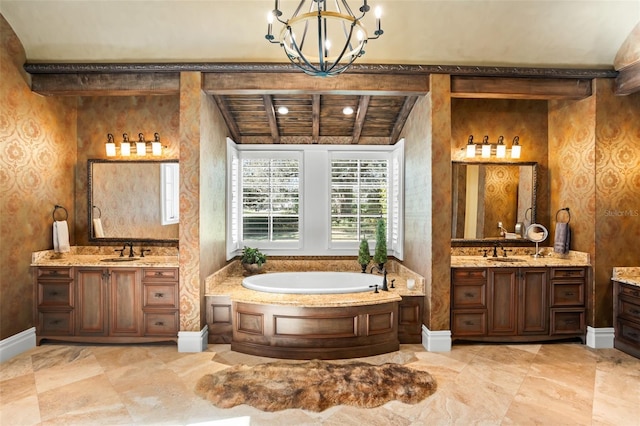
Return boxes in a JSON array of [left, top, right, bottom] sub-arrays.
[[421, 325, 452, 352], [0, 327, 36, 363], [586, 326, 615, 349], [178, 325, 208, 352]]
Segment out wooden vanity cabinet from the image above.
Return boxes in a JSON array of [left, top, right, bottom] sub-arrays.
[[614, 281, 640, 358], [35, 267, 75, 339], [452, 266, 586, 343], [398, 296, 424, 343], [35, 265, 178, 344], [76, 267, 142, 337]]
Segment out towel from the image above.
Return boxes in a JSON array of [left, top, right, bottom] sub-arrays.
[[53, 220, 70, 253], [554, 222, 571, 254], [93, 218, 105, 238]]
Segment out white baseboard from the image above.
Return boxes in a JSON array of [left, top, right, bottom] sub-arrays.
[[0, 327, 36, 363], [586, 326, 615, 349], [421, 325, 452, 352], [178, 325, 209, 352]]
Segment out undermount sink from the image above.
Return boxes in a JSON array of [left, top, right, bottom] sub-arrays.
[[486, 257, 526, 263], [100, 257, 141, 262]]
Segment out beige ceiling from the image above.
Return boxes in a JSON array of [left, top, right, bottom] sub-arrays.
[[1, 0, 639, 68]]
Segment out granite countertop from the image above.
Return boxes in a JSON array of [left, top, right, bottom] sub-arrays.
[[452, 254, 590, 268], [206, 260, 424, 308], [612, 267, 640, 288], [31, 253, 179, 268]]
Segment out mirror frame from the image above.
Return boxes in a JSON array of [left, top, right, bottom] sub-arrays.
[[87, 159, 179, 245], [451, 161, 538, 247]]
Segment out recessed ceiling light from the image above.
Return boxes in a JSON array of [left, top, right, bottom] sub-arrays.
[[343, 106, 354, 115], [278, 106, 289, 115]]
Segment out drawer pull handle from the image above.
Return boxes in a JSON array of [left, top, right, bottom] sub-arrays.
[[50, 270, 59, 275], [564, 320, 577, 325], [629, 309, 640, 315], [464, 321, 475, 326], [155, 272, 164, 276], [50, 320, 61, 324], [464, 292, 475, 298], [155, 321, 164, 326], [628, 332, 639, 339], [564, 292, 574, 296], [632, 291, 640, 297], [155, 293, 164, 298], [50, 291, 59, 296]]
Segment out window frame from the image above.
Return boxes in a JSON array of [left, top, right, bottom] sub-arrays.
[[226, 139, 404, 260]]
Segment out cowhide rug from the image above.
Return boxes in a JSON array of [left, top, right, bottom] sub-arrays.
[[195, 360, 437, 412]]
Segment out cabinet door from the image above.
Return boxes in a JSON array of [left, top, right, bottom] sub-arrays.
[[518, 268, 548, 334], [109, 268, 142, 336], [76, 269, 108, 336], [488, 269, 518, 335]]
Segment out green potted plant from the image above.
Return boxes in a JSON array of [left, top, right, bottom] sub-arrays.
[[373, 218, 387, 269], [358, 238, 371, 273], [241, 246, 267, 274]]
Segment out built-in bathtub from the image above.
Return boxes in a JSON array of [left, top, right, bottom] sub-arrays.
[[242, 271, 385, 294], [205, 260, 425, 359]]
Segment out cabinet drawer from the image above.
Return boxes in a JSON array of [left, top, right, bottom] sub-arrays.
[[38, 281, 73, 307], [37, 267, 72, 279], [142, 268, 178, 282], [452, 310, 487, 336], [38, 311, 74, 335], [550, 268, 585, 279], [452, 283, 486, 308], [144, 311, 179, 336], [452, 269, 486, 282], [616, 318, 640, 346], [618, 298, 640, 322], [619, 284, 640, 301], [550, 282, 585, 307], [143, 284, 178, 308], [550, 308, 585, 335]]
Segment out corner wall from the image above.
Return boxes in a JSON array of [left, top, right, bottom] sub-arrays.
[[0, 15, 77, 340]]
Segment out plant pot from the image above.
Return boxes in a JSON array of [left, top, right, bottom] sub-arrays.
[[242, 263, 264, 274], [360, 264, 368, 273]]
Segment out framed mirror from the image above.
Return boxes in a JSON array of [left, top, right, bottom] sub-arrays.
[[452, 161, 537, 245], [88, 159, 179, 244]]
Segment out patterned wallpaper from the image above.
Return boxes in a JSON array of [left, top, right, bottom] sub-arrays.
[[0, 16, 77, 339], [451, 99, 550, 231], [549, 79, 640, 328], [75, 96, 180, 245]]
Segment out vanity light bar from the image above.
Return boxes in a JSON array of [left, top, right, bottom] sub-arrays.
[[105, 132, 165, 157], [465, 135, 521, 159]]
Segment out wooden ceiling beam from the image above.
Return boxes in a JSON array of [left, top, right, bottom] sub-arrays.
[[351, 96, 370, 144], [212, 95, 242, 143], [203, 73, 429, 96], [615, 61, 640, 95], [312, 95, 321, 144], [30, 72, 180, 96], [451, 76, 592, 100], [389, 96, 418, 144], [262, 95, 281, 144]]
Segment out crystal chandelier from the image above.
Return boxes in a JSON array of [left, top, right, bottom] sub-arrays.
[[265, 0, 383, 77]]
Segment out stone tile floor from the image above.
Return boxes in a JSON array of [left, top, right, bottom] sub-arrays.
[[1, 342, 638, 425]]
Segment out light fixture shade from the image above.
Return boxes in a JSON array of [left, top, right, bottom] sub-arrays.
[[106, 142, 116, 157], [152, 142, 162, 156], [466, 144, 476, 158], [121, 142, 131, 156], [136, 142, 146, 156], [496, 144, 506, 158], [511, 144, 521, 159], [481, 144, 491, 158]]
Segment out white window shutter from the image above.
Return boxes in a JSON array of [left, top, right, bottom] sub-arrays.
[[226, 139, 240, 260]]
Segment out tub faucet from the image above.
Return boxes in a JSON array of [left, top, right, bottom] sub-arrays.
[[369, 265, 389, 291]]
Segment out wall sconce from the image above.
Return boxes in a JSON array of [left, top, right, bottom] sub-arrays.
[[465, 135, 521, 159], [105, 132, 165, 157]]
